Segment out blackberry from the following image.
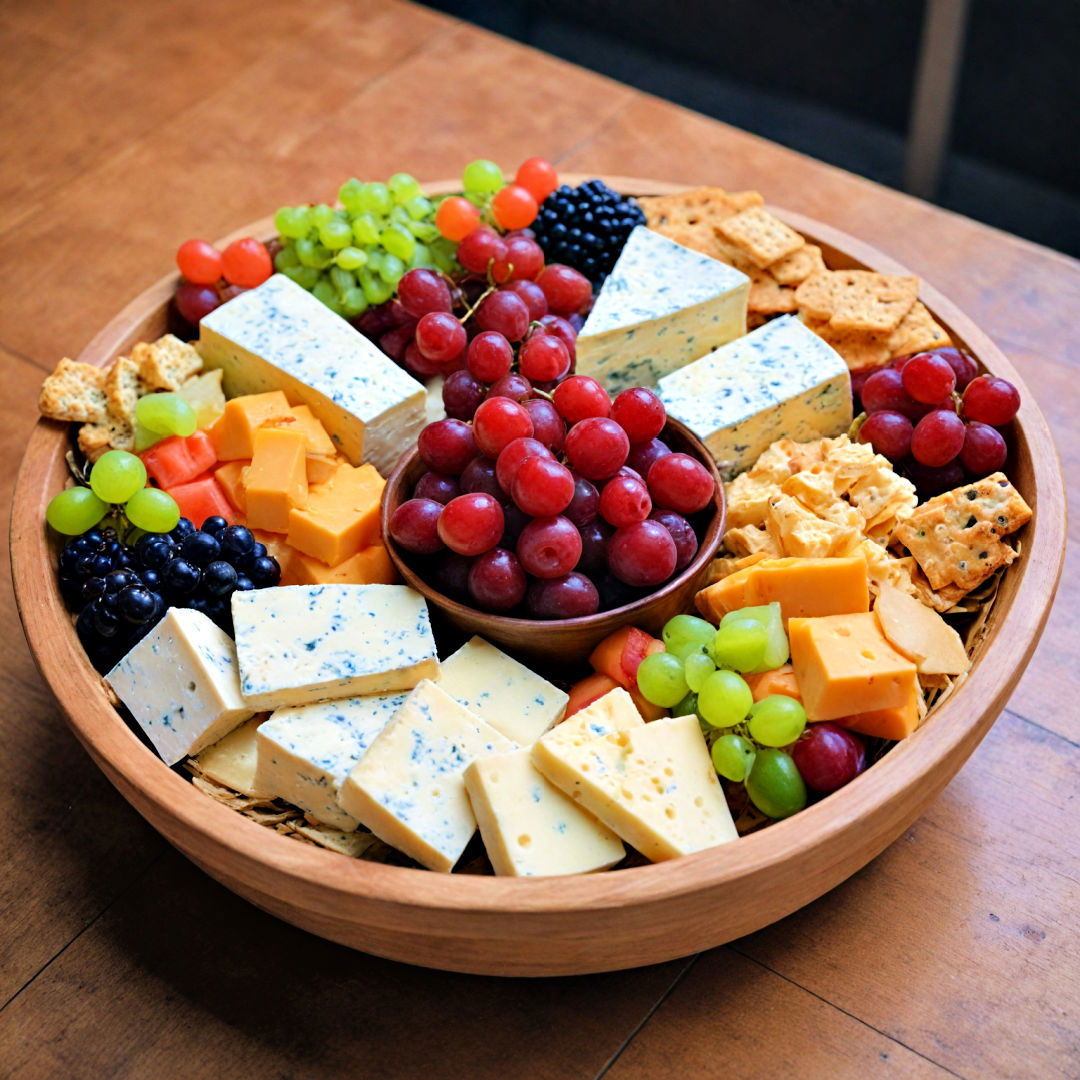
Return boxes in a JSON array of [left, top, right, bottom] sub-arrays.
[[531, 180, 646, 286]]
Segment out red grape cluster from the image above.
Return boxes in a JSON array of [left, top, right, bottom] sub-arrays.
[[853, 347, 1021, 497], [389, 376, 717, 619]]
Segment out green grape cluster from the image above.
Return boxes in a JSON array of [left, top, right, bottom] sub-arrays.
[[272, 173, 459, 318], [636, 605, 808, 820]]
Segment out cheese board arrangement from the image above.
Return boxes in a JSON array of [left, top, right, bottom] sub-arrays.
[[12, 162, 1064, 976]]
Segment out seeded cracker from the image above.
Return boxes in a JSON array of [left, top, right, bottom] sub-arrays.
[[795, 269, 919, 334], [887, 301, 951, 356], [137, 334, 203, 390], [38, 359, 109, 424], [769, 243, 826, 286], [715, 206, 806, 269], [104, 355, 148, 427], [638, 187, 764, 230]]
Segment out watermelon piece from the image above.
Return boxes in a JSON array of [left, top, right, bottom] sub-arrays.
[[141, 430, 218, 489], [565, 673, 620, 718], [165, 475, 241, 528]]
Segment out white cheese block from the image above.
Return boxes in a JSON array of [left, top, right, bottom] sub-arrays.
[[436, 636, 568, 746], [532, 686, 644, 765], [533, 713, 738, 862], [464, 748, 624, 876], [193, 715, 271, 797], [575, 226, 749, 392], [231, 584, 438, 710], [106, 607, 253, 766], [337, 680, 515, 872], [254, 692, 407, 830], [657, 314, 853, 480], [197, 273, 426, 474]]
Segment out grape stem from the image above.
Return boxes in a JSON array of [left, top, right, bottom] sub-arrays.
[[457, 281, 497, 325]]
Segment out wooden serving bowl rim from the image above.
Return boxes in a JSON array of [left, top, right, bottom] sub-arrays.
[[379, 415, 725, 632], [10, 178, 1066, 927]]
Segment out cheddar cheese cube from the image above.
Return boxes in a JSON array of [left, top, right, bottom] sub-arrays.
[[244, 426, 308, 533], [209, 390, 293, 460], [305, 454, 340, 485], [839, 696, 920, 741], [284, 544, 399, 587], [788, 612, 918, 722], [287, 462, 384, 567], [214, 460, 248, 513]]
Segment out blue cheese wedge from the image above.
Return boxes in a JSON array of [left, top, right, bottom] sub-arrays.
[[255, 693, 408, 830], [436, 636, 568, 746], [464, 748, 624, 876], [106, 607, 253, 766], [337, 680, 515, 872], [197, 274, 426, 474], [575, 226, 749, 392], [657, 315, 852, 480], [533, 713, 738, 862], [231, 584, 438, 710]]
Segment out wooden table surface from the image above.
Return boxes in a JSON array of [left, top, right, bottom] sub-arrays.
[[2, 1, 1077, 1076]]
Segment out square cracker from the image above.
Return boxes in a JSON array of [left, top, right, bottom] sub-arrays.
[[105, 355, 147, 426], [639, 187, 763, 229], [716, 206, 806, 269], [78, 414, 135, 461], [749, 274, 798, 315], [38, 358, 109, 423], [887, 301, 951, 357], [136, 334, 203, 391], [795, 269, 919, 334], [799, 313, 892, 371], [769, 243, 826, 286]]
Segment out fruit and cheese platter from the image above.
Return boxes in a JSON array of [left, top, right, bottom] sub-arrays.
[[11, 162, 1064, 976]]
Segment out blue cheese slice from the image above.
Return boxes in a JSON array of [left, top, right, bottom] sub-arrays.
[[657, 314, 853, 480], [337, 680, 515, 871], [254, 693, 407, 830], [436, 636, 568, 746], [575, 226, 749, 392], [197, 273, 426, 474], [464, 748, 624, 876], [231, 584, 438, 710], [106, 607, 253, 766]]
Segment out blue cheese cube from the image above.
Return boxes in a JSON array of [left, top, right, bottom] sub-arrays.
[[337, 680, 515, 872], [657, 315, 853, 479], [255, 693, 407, 830], [197, 274, 426, 474], [106, 607, 253, 766], [231, 584, 438, 710], [576, 227, 749, 392]]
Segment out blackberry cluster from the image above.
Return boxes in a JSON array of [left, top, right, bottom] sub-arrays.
[[60, 517, 280, 673], [531, 180, 645, 285]]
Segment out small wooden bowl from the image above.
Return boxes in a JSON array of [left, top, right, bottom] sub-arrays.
[[10, 178, 1066, 976], [380, 417, 725, 668]]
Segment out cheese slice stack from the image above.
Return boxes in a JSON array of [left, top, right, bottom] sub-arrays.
[[575, 226, 749, 392]]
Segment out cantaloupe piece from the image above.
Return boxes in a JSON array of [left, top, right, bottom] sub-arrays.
[[565, 673, 621, 718], [588, 626, 665, 689], [744, 664, 801, 703]]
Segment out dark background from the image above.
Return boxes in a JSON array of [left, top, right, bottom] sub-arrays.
[[421, 0, 1080, 256]]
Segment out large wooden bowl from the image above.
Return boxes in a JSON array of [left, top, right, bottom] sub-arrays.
[[380, 417, 724, 668], [11, 178, 1066, 976]]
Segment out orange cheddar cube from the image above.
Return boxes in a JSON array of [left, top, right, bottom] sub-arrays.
[[838, 696, 920, 741], [252, 530, 296, 580], [265, 404, 338, 457], [284, 543, 399, 587], [789, 612, 918, 723], [695, 565, 757, 621], [305, 454, 340, 485], [745, 664, 802, 703], [244, 427, 308, 533], [214, 460, 249, 512], [209, 391, 292, 460], [286, 462, 384, 567]]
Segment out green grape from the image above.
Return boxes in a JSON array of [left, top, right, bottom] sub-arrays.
[[636, 652, 689, 708], [357, 182, 392, 216], [274, 243, 300, 271], [338, 177, 364, 214], [409, 242, 432, 269], [274, 206, 311, 240], [403, 194, 433, 220], [684, 651, 716, 693], [310, 203, 334, 227], [389, 172, 422, 204], [710, 619, 768, 672], [312, 278, 343, 313], [389, 204, 411, 225], [697, 670, 753, 728], [45, 486, 108, 535], [463, 159, 504, 195], [327, 266, 354, 298], [351, 213, 381, 246], [671, 691, 699, 718], [318, 219, 352, 250], [282, 265, 320, 290], [748, 695, 807, 748], [381, 223, 415, 261], [365, 248, 384, 275], [335, 246, 368, 271], [662, 614, 716, 660], [745, 749, 807, 819], [125, 487, 180, 533], [133, 421, 164, 452], [341, 287, 369, 317], [358, 268, 393, 305], [721, 602, 789, 672], [407, 219, 440, 243], [379, 253, 406, 285], [711, 733, 757, 782], [135, 393, 196, 437], [89, 450, 147, 504], [295, 237, 323, 268]]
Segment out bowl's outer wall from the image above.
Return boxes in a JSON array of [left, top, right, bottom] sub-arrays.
[[10, 178, 1066, 976]]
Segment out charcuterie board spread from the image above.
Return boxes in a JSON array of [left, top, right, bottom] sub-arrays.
[[34, 158, 1032, 877]]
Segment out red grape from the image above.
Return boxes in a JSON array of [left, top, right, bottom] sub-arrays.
[[500, 502, 531, 548], [460, 455, 504, 499], [432, 550, 472, 600], [577, 519, 611, 575], [850, 363, 888, 402], [475, 290, 530, 341], [417, 418, 477, 474], [413, 472, 459, 505], [501, 279, 548, 320], [608, 520, 676, 587], [962, 375, 1021, 426], [389, 498, 444, 554], [466, 331, 513, 383], [456, 226, 507, 275], [468, 548, 527, 612], [537, 264, 592, 315], [861, 368, 918, 416], [378, 325, 414, 363], [906, 459, 965, 498], [902, 352, 956, 404], [495, 437, 551, 492], [493, 236, 545, 283], [599, 475, 652, 528], [516, 516, 582, 578], [491, 185, 539, 231], [176, 239, 222, 285], [858, 410, 914, 461], [398, 268, 453, 318], [487, 372, 532, 402], [647, 453, 715, 513], [610, 388, 666, 443], [564, 417, 630, 480], [936, 347, 979, 391], [513, 457, 575, 516], [527, 573, 600, 619], [473, 396, 535, 457], [175, 282, 221, 324], [537, 314, 577, 362], [442, 369, 485, 421], [565, 475, 600, 526], [403, 341, 442, 378], [960, 421, 1007, 474], [437, 493, 504, 556], [522, 398, 566, 451], [553, 375, 610, 423], [648, 509, 698, 571], [911, 409, 966, 467], [415, 311, 467, 364], [515, 157, 559, 202], [791, 722, 865, 792], [627, 437, 671, 476], [519, 333, 570, 382], [221, 238, 272, 288]]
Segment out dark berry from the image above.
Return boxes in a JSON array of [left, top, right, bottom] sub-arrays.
[[219, 525, 255, 561], [81, 576, 108, 604], [140, 569, 161, 591], [91, 602, 122, 638], [234, 575, 255, 592], [104, 569, 140, 594], [171, 517, 196, 539], [247, 556, 281, 587], [135, 534, 173, 569], [162, 557, 201, 595], [202, 560, 239, 597], [201, 515, 228, 536], [118, 585, 158, 624], [180, 531, 221, 567]]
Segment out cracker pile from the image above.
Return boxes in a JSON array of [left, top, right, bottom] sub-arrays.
[[639, 186, 952, 368], [38, 335, 203, 461]]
